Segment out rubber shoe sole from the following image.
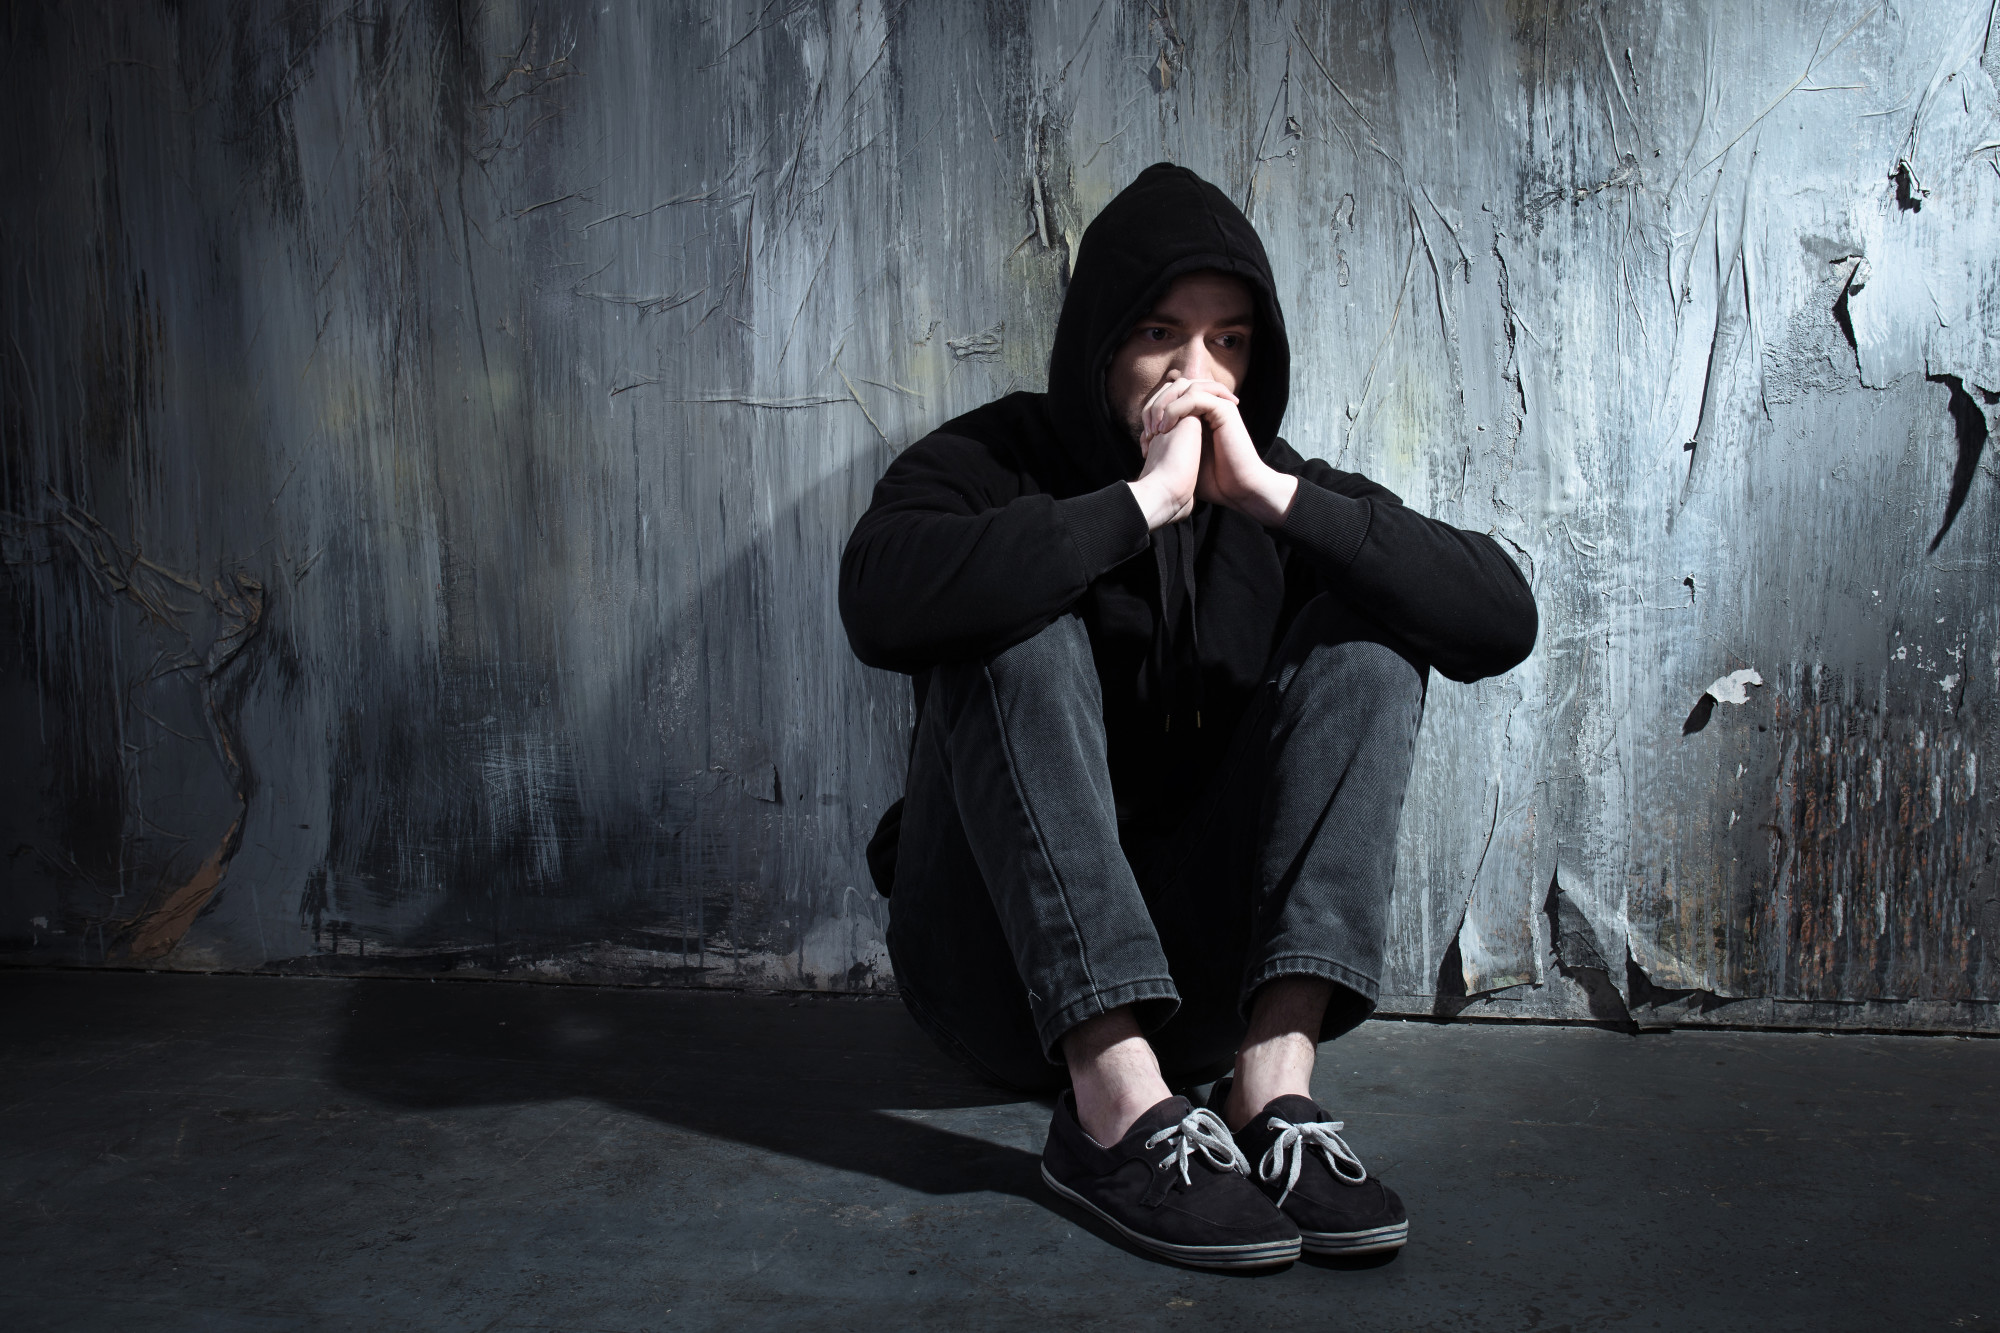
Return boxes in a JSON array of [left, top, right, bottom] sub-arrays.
[[1299, 1219, 1409, 1255], [1040, 1164, 1302, 1270]]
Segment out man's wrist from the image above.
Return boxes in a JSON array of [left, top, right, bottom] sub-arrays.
[[1127, 477, 1180, 530], [1229, 467, 1298, 528], [1125, 479, 1153, 529]]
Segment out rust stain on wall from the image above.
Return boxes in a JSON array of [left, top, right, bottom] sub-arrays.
[[1768, 670, 1989, 1002], [125, 816, 244, 963]]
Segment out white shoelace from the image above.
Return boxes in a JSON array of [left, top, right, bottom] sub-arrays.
[[1257, 1116, 1368, 1207], [1144, 1106, 1251, 1186]]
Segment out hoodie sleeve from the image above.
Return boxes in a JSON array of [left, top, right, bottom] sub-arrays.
[[839, 433, 1152, 673], [1266, 441, 1538, 683]]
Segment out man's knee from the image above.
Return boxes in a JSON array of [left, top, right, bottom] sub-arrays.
[[982, 612, 1096, 690], [927, 612, 1101, 727], [1277, 596, 1428, 715]]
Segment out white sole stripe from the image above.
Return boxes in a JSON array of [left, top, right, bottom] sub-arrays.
[[1299, 1221, 1410, 1254], [1040, 1165, 1302, 1269]]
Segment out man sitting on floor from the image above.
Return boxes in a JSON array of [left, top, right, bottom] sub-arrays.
[[838, 163, 1537, 1269]]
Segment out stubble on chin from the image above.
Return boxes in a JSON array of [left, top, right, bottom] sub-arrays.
[[1116, 392, 1149, 451]]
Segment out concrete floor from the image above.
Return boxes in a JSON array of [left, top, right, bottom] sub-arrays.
[[1, 971, 1994, 1332]]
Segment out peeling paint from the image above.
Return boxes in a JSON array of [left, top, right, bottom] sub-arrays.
[[1705, 669, 1766, 707]]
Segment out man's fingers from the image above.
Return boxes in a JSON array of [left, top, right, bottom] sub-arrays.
[[1143, 376, 1235, 416], [1151, 388, 1222, 420], [1153, 420, 1203, 475], [1168, 377, 1238, 403], [1139, 415, 1199, 462], [1142, 378, 1198, 428], [1147, 382, 1236, 427], [1143, 378, 1240, 440], [1153, 389, 1242, 428]]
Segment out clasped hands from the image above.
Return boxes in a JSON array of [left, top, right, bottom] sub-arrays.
[[1126, 373, 1298, 531]]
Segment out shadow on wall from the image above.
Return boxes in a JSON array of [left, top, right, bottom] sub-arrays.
[[276, 453, 903, 989], [0, 370, 904, 983], [326, 975, 1042, 1200]]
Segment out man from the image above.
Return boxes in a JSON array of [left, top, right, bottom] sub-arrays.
[[839, 164, 1536, 1269]]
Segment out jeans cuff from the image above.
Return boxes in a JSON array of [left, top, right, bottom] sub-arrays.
[[1239, 955, 1381, 1018], [1036, 977, 1182, 1064]]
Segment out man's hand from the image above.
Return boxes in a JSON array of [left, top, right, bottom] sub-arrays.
[[1126, 384, 1203, 529], [1134, 372, 1297, 528]]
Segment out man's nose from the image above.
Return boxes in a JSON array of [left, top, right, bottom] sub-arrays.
[[1173, 335, 1213, 381]]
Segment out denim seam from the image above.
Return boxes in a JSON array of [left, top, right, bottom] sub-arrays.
[[1248, 700, 1346, 971], [980, 658, 1100, 1027], [1037, 976, 1182, 1061], [1241, 955, 1381, 1014]]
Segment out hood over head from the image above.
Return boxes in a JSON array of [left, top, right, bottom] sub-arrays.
[[1046, 163, 1292, 489]]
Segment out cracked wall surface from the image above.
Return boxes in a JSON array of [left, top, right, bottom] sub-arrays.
[[3, 0, 1995, 1031]]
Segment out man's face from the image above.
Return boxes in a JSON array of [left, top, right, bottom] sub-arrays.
[[1106, 270, 1255, 447]]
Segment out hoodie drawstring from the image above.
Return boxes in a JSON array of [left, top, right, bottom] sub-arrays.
[[1151, 516, 1206, 733]]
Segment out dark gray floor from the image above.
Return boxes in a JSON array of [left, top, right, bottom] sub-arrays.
[[1, 970, 1994, 1332]]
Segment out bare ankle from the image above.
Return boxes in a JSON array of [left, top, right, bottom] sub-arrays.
[[1062, 1007, 1172, 1146], [1224, 1046, 1315, 1130], [1225, 976, 1334, 1131]]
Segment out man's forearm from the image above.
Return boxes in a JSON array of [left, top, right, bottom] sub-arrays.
[[1280, 484, 1538, 683], [840, 486, 1151, 672], [1222, 465, 1297, 528]]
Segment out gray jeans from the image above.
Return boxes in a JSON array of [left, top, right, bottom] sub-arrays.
[[885, 594, 1426, 1092]]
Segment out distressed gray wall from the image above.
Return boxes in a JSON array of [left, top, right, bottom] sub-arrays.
[[3, 0, 1996, 1032]]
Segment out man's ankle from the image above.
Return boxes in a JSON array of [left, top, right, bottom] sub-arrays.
[[1073, 1082, 1173, 1146], [1222, 1071, 1312, 1132], [1062, 1007, 1173, 1146], [1224, 977, 1331, 1130]]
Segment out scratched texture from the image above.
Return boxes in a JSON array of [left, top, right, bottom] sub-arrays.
[[3, 0, 1996, 1032]]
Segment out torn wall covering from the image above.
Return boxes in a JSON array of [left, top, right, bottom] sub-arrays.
[[2, 1, 1996, 1032]]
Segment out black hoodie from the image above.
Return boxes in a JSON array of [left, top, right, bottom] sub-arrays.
[[840, 164, 1536, 851]]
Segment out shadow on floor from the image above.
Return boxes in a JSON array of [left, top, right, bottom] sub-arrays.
[[326, 978, 1051, 1202]]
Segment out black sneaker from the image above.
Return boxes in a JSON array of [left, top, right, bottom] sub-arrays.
[[1040, 1091, 1301, 1269], [1212, 1078, 1409, 1256]]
